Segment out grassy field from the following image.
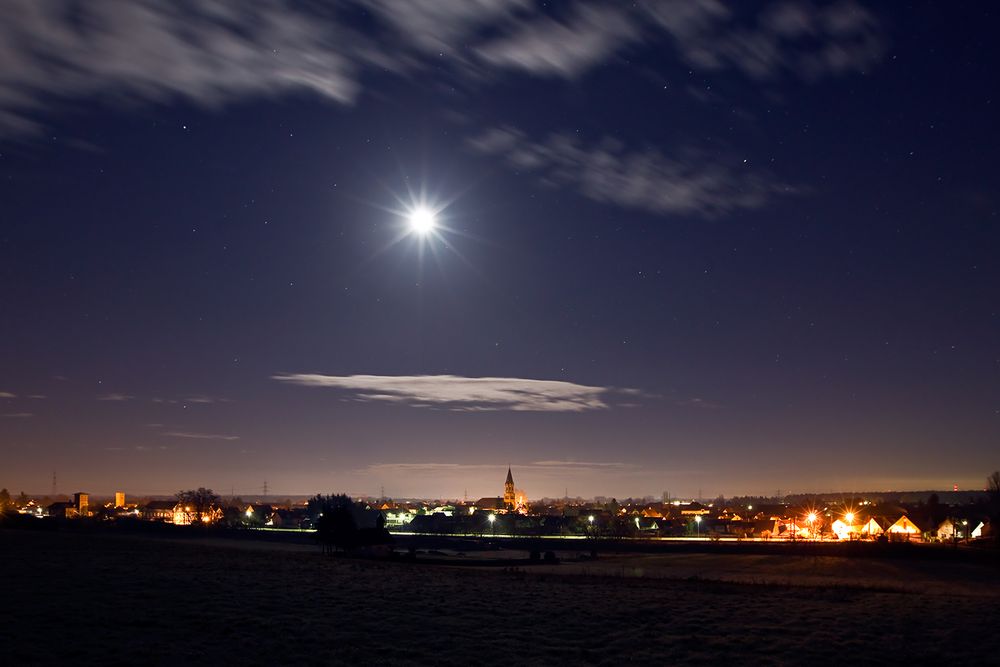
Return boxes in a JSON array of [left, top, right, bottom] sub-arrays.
[[2, 529, 999, 665]]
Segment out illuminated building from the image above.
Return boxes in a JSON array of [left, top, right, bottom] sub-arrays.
[[142, 500, 178, 522], [114, 491, 125, 508], [504, 467, 516, 508], [887, 515, 921, 540], [74, 492, 89, 517]]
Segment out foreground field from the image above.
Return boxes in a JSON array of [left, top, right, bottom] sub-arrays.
[[2, 529, 999, 666]]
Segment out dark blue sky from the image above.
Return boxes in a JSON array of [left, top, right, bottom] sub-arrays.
[[1, 1, 997, 498]]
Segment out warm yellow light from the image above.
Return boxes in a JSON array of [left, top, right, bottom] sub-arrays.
[[807, 512, 817, 523], [845, 512, 855, 523], [588, 515, 594, 523]]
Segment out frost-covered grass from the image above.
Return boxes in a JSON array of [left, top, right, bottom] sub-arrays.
[[2, 529, 998, 665]]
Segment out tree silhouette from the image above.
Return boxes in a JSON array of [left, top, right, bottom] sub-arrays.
[[311, 494, 358, 554], [988, 471, 1000, 543], [176, 488, 220, 524]]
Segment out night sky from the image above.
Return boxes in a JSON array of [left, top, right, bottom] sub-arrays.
[[1, 2, 997, 499]]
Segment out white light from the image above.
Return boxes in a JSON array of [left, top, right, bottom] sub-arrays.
[[408, 207, 436, 235], [488, 513, 496, 523]]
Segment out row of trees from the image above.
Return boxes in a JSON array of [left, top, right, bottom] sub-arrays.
[[0, 488, 31, 512]]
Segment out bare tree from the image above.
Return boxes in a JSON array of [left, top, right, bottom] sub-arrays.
[[176, 488, 220, 524], [988, 472, 1000, 544]]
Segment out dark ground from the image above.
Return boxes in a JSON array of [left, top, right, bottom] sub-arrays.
[[2, 528, 999, 666]]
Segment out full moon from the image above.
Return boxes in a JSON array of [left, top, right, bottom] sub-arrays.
[[408, 207, 436, 235]]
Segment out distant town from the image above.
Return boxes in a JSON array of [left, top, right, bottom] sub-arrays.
[[3, 468, 997, 545]]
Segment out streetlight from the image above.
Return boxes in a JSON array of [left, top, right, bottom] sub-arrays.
[[807, 512, 817, 540], [695, 514, 702, 538], [488, 512, 496, 537]]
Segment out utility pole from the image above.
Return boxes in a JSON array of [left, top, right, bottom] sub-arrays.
[[262, 480, 268, 498], [52, 471, 57, 497]]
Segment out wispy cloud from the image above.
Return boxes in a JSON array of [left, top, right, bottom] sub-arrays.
[[273, 373, 639, 412], [469, 126, 790, 218], [0, 1, 885, 138], [161, 431, 240, 441], [0, 1, 360, 136], [0, 392, 16, 398], [365, 461, 630, 475], [152, 395, 232, 405], [367, 463, 497, 473], [474, 1, 883, 83], [97, 393, 134, 402], [531, 460, 628, 468], [475, 4, 640, 77], [2, 412, 34, 418], [643, 1, 885, 83], [182, 395, 232, 404]]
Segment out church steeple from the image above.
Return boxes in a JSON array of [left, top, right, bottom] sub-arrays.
[[503, 466, 515, 508]]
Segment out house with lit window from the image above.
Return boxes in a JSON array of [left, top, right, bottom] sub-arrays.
[[887, 515, 921, 540], [143, 500, 178, 522]]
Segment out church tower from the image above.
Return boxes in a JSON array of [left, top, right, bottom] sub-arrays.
[[503, 467, 516, 509]]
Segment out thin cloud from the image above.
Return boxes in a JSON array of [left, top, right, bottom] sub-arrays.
[[531, 460, 628, 468], [2, 412, 34, 418], [0, 1, 359, 136], [151, 395, 230, 405], [182, 395, 233, 404], [643, 1, 885, 83], [0, 1, 885, 138], [161, 431, 240, 441], [0, 392, 16, 398], [468, 126, 790, 218], [273, 373, 639, 412], [97, 393, 134, 401], [476, 4, 640, 77], [475, 1, 883, 82], [367, 463, 498, 473], [366, 461, 629, 474]]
